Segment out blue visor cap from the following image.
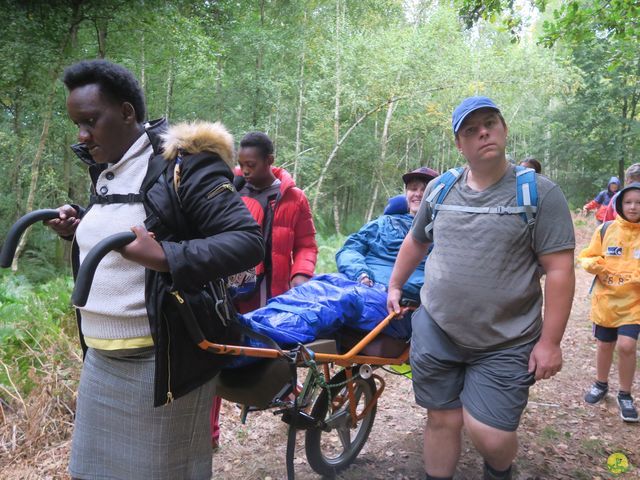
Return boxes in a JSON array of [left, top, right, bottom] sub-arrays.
[[452, 96, 500, 134]]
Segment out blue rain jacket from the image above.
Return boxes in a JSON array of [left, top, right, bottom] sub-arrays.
[[335, 213, 426, 300]]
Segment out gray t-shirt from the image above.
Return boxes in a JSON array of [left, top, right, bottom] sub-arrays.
[[411, 164, 575, 350]]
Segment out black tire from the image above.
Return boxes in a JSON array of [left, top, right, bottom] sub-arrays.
[[304, 368, 377, 477]]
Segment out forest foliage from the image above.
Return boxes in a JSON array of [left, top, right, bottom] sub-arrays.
[[0, 0, 638, 274]]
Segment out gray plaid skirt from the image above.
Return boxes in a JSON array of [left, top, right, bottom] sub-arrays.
[[69, 347, 215, 480]]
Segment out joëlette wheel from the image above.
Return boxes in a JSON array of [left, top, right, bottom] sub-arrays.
[[304, 368, 377, 477]]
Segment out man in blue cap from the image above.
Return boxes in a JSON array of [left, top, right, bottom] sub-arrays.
[[388, 97, 575, 479]]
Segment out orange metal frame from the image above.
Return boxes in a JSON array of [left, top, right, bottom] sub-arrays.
[[197, 309, 411, 367], [198, 308, 413, 426]]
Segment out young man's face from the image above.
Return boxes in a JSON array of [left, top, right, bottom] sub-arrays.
[[455, 108, 507, 168], [610, 183, 620, 192], [405, 179, 426, 215], [66, 83, 137, 164], [621, 189, 640, 223], [238, 146, 273, 187]]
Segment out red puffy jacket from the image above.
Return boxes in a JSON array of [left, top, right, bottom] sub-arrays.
[[234, 166, 318, 313]]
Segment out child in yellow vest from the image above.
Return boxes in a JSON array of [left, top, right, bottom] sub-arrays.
[[578, 183, 640, 422]]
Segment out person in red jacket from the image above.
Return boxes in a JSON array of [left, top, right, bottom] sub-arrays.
[[232, 131, 318, 310], [601, 163, 640, 222], [583, 176, 621, 224], [210, 131, 318, 448]]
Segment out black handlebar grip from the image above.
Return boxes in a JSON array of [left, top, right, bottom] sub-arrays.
[[71, 231, 136, 307], [0, 209, 61, 268]]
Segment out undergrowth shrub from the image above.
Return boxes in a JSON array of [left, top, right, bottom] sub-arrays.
[[0, 272, 78, 396], [315, 234, 346, 274], [0, 272, 79, 464]]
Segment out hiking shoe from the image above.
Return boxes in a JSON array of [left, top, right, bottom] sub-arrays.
[[483, 462, 512, 480], [617, 393, 639, 423], [584, 383, 608, 404]]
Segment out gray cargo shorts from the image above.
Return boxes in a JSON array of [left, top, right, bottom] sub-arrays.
[[410, 306, 536, 432]]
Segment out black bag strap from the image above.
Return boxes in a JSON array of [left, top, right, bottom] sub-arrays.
[[89, 193, 145, 205], [261, 195, 278, 297], [170, 289, 284, 355], [141, 153, 172, 196]]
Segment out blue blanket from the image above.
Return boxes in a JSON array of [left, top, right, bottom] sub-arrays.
[[226, 274, 411, 368]]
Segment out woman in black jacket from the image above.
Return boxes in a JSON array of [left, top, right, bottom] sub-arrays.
[[46, 59, 263, 480]]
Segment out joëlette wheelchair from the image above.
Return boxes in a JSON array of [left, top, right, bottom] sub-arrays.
[[1, 209, 416, 479]]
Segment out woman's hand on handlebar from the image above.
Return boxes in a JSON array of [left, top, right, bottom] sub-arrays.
[[386, 286, 402, 314], [45, 205, 80, 237], [119, 225, 170, 272]]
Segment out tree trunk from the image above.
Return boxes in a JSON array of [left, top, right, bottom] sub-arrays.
[[273, 91, 280, 158], [404, 138, 410, 172], [12, 91, 56, 271], [312, 97, 405, 213], [334, 0, 341, 150], [366, 99, 395, 222], [293, 8, 308, 183], [140, 35, 146, 94], [165, 60, 175, 121], [52, 131, 73, 267], [11, 0, 84, 270], [344, 186, 352, 220], [439, 130, 445, 173], [333, 191, 341, 235], [618, 92, 638, 180], [253, 0, 265, 126], [366, 182, 380, 223], [312, 82, 451, 212], [215, 56, 224, 120], [8, 90, 24, 216], [95, 18, 107, 58], [329, 0, 342, 222], [293, 49, 305, 183]]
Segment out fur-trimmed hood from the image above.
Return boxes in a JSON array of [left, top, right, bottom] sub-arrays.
[[161, 121, 234, 169]]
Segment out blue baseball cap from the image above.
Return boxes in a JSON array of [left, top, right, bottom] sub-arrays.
[[452, 96, 500, 134]]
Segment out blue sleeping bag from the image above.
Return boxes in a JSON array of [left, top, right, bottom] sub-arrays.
[[226, 273, 411, 368]]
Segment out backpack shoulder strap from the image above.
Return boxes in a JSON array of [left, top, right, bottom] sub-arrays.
[[426, 167, 464, 206], [425, 165, 540, 238], [424, 167, 464, 235], [138, 153, 176, 236], [515, 165, 538, 226], [141, 152, 172, 196], [86, 152, 169, 210], [599, 220, 613, 242]]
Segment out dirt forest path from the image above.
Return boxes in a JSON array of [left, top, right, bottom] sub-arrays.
[[2, 217, 639, 479], [212, 218, 639, 480]]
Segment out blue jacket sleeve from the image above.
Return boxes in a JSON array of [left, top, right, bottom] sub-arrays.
[[594, 190, 607, 205], [335, 220, 378, 281]]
